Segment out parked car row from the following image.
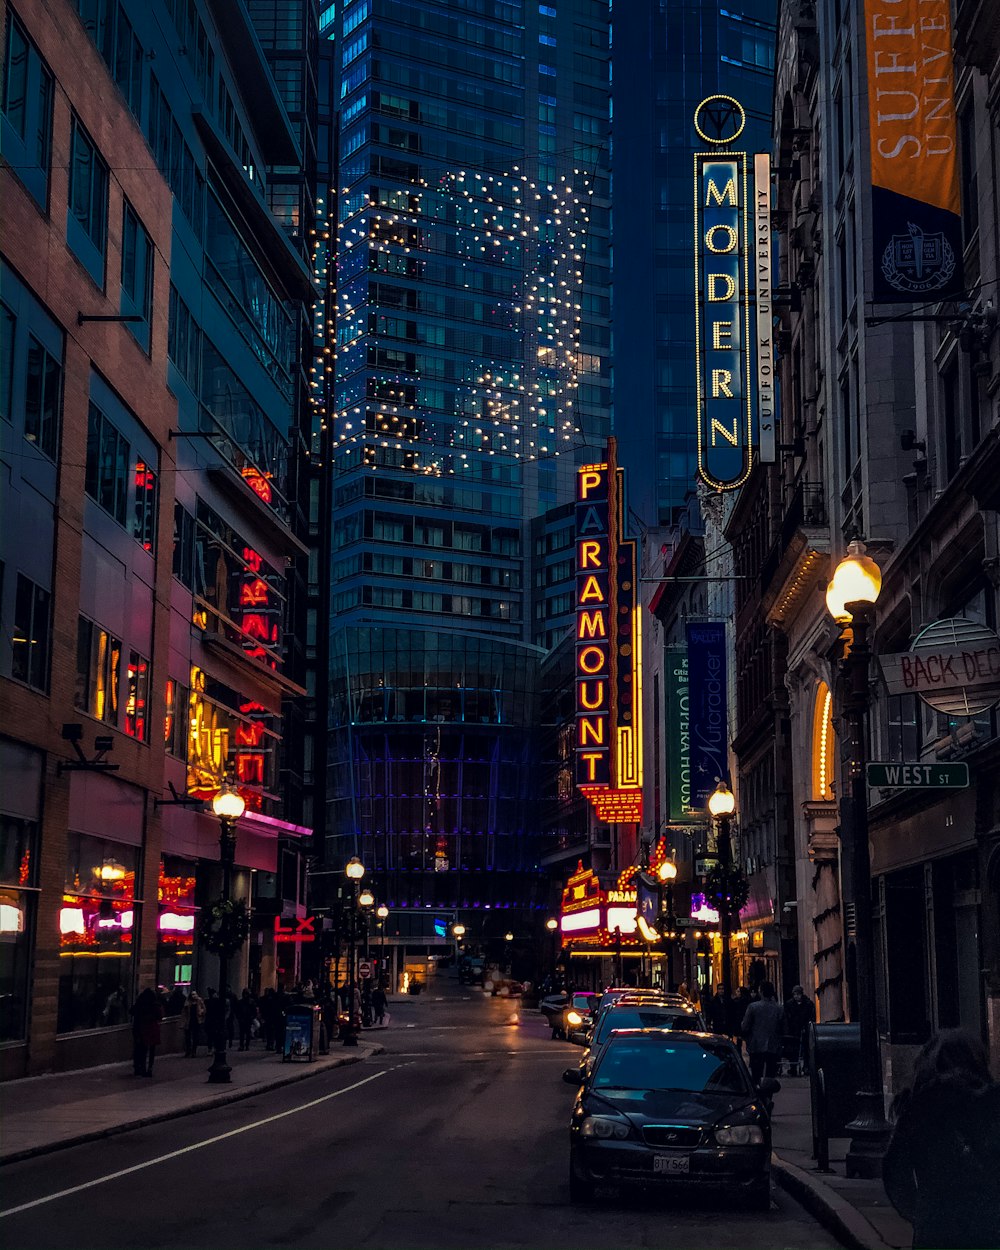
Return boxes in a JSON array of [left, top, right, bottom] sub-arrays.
[[544, 988, 778, 1209]]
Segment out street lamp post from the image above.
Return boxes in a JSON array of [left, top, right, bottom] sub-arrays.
[[343, 857, 365, 1046], [708, 781, 737, 1008], [657, 858, 678, 992], [208, 781, 245, 1084], [826, 540, 890, 1178], [545, 918, 559, 986], [377, 903, 388, 985]]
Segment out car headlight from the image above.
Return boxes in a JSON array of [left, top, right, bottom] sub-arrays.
[[580, 1115, 631, 1140], [715, 1124, 765, 1146], [566, 1010, 583, 1027]]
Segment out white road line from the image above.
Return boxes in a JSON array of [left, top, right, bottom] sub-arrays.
[[0, 1068, 396, 1218]]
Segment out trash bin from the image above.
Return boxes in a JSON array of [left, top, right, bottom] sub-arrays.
[[807, 1021, 862, 1168]]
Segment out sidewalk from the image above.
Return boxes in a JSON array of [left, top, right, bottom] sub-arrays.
[[770, 1076, 912, 1250], [0, 1037, 385, 1167]]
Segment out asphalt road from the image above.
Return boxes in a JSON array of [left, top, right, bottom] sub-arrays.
[[0, 978, 839, 1250]]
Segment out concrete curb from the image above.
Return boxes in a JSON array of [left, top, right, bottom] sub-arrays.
[[771, 1151, 892, 1250], [0, 1043, 386, 1168]]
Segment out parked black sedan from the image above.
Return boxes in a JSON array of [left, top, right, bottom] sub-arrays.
[[565, 1028, 777, 1208]]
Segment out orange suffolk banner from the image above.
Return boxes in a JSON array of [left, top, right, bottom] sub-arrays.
[[864, 0, 963, 302]]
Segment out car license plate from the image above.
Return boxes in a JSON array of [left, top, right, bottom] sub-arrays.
[[653, 1154, 690, 1175]]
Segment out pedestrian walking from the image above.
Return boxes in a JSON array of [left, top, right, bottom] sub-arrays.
[[204, 986, 226, 1054], [705, 984, 728, 1035], [741, 980, 784, 1084], [235, 989, 257, 1051], [883, 1029, 1000, 1249], [372, 983, 387, 1026], [782, 985, 814, 1076], [261, 988, 278, 1051], [130, 987, 164, 1077], [181, 989, 204, 1057]]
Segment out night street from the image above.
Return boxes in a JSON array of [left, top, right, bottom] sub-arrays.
[[0, 981, 837, 1250]]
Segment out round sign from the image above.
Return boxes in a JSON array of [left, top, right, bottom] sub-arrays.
[[909, 617, 1000, 716], [358, 960, 372, 979], [693, 95, 746, 146]]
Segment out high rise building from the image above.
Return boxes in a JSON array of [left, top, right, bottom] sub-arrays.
[[0, 0, 314, 1073], [611, 0, 777, 527], [321, 0, 612, 972]]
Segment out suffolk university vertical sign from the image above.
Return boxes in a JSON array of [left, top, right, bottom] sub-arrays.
[[864, 0, 962, 303], [694, 97, 753, 491], [575, 440, 643, 824]]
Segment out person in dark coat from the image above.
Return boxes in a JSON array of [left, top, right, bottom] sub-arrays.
[[372, 983, 387, 1026], [883, 1029, 1000, 1249], [741, 980, 784, 1084], [235, 989, 257, 1051], [782, 985, 815, 1076], [705, 985, 728, 1035], [130, 987, 164, 1077]]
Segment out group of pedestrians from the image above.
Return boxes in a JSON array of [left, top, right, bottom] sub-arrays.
[[699, 980, 815, 1083]]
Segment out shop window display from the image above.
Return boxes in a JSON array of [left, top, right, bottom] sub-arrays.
[[156, 857, 197, 999], [57, 833, 139, 1033]]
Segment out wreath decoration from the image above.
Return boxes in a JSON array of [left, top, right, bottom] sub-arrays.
[[705, 865, 750, 915], [197, 897, 250, 957]]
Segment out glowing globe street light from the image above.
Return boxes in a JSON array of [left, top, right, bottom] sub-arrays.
[[826, 541, 889, 1176], [707, 782, 737, 1008], [342, 857, 367, 1047], [207, 780, 246, 1085]]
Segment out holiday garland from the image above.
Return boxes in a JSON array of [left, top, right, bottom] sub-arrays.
[[197, 897, 250, 957], [705, 865, 750, 914]]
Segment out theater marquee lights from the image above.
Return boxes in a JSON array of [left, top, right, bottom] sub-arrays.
[[693, 96, 754, 492], [575, 439, 643, 823]]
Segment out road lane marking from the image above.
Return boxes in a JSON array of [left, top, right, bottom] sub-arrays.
[[0, 1068, 397, 1218]]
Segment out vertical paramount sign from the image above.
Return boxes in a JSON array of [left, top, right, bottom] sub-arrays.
[[864, 0, 962, 303], [694, 97, 753, 491], [575, 440, 643, 824]]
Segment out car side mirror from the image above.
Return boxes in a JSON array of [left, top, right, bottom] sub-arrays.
[[563, 1067, 583, 1085], [758, 1077, 781, 1096]]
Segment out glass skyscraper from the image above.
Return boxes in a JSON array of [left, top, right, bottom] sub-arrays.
[[322, 0, 612, 932], [611, 0, 777, 526]]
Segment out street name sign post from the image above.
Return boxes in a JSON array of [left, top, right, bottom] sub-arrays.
[[866, 762, 969, 789]]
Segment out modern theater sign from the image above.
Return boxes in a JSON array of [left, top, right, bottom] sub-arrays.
[[574, 440, 643, 823], [694, 95, 753, 491]]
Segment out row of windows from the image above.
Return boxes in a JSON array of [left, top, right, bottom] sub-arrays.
[[147, 73, 205, 236], [164, 0, 215, 99], [332, 584, 519, 620], [334, 511, 520, 556]]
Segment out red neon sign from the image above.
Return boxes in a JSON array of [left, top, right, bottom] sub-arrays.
[[274, 917, 316, 944]]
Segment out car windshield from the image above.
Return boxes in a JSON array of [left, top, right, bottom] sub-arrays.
[[595, 1009, 694, 1047], [593, 1037, 748, 1095], [572, 994, 594, 1010]]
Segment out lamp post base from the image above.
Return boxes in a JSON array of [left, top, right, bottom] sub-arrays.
[[844, 1091, 891, 1178], [206, 1046, 232, 1084]]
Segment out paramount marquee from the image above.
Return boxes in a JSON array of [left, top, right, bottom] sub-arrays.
[[574, 439, 643, 823]]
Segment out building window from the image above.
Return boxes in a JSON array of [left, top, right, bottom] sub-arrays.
[[11, 573, 50, 691], [1, 12, 53, 208], [86, 402, 158, 549], [885, 694, 919, 763], [164, 678, 189, 759], [167, 285, 202, 392], [68, 117, 109, 286], [156, 856, 197, 993], [1, 303, 16, 422], [942, 365, 961, 482], [124, 651, 149, 741], [121, 201, 153, 353], [959, 103, 978, 243], [58, 832, 138, 1034], [172, 502, 195, 588], [75, 615, 121, 725], [24, 333, 62, 459]]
